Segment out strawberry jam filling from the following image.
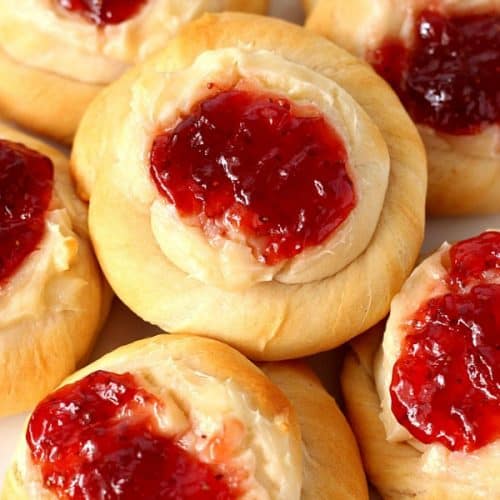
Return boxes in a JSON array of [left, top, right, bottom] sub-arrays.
[[449, 231, 500, 288], [27, 370, 238, 500], [57, 0, 147, 25], [370, 9, 500, 135], [390, 232, 500, 452], [0, 140, 53, 285], [150, 89, 355, 265]]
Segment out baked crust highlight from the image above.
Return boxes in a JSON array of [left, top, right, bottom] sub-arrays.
[[262, 362, 369, 499]]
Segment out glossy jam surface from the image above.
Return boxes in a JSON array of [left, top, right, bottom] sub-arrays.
[[449, 231, 500, 288], [150, 89, 355, 265], [370, 10, 500, 135], [0, 140, 53, 285], [58, 0, 147, 25], [391, 232, 500, 452], [27, 371, 237, 500]]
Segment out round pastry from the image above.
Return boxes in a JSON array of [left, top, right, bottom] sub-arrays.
[[342, 229, 500, 498], [0, 123, 110, 417], [0, 0, 268, 143], [71, 12, 426, 361], [306, 0, 500, 215], [2, 334, 368, 499]]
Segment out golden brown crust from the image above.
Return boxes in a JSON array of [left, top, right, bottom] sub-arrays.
[[341, 330, 426, 499], [263, 362, 369, 500], [0, 124, 111, 416], [2, 334, 303, 500], [72, 13, 426, 360], [0, 49, 100, 144], [305, 0, 500, 215], [221, 0, 268, 12], [302, 0, 318, 15], [424, 130, 500, 215]]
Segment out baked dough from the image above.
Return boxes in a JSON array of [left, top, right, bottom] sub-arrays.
[[71, 13, 426, 360], [0, 123, 110, 417], [342, 232, 500, 498], [2, 334, 367, 499], [306, 0, 500, 215], [343, 329, 500, 499], [261, 362, 369, 499], [3, 335, 303, 499], [302, 0, 318, 14], [0, 0, 268, 143]]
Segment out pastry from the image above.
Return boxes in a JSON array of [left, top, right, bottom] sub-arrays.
[[302, 0, 318, 14], [0, 0, 268, 143], [71, 12, 426, 360], [0, 123, 110, 417], [261, 362, 369, 499], [306, 0, 500, 215], [342, 230, 500, 498], [2, 334, 368, 499]]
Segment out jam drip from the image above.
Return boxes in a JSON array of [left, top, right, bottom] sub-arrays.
[[150, 89, 355, 265], [0, 140, 53, 285], [391, 232, 500, 452], [370, 9, 500, 135], [58, 0, 147, 26], [27, 370, 237, 500]]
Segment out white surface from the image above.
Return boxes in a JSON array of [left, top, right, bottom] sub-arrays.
[[1, 0, 500, 493]]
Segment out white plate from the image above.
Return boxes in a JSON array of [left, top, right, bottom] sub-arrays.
[[1, 0, 499, 493]]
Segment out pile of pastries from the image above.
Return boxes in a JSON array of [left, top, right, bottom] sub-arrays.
[[0, 0, 498, 498]]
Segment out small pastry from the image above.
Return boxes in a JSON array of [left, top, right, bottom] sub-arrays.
[[342, 230, 500, 498], [2, 334, 368, 499], [0, 0, 268, 143], [71, 12, 426, 360], [306, 0, 500, 215], [0, 123, 110, 417]]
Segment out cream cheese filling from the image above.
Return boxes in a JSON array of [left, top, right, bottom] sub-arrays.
[[375, 234, 500, 494], [119, 47, 389, 290], [0, 0, 262, 84], [20, 356, 302, 500], [0, 207, 85, 331]]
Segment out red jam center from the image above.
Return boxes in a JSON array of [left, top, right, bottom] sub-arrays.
[[0, 140, 53, 285], [391, 232, 500, 452], [150, 89, 355, 265], [58, 0, 147, 25], [370, 9, 500, 135], [27, 371, 237, 500]]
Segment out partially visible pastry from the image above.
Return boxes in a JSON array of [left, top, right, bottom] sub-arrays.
[[2, 334, 367, 499], [72, 13, 426, 360], [262, 362, 368, 499], [302, 0, 318, 14], [306, 0, 500, 215], [342, 230, 500, 498], [0, 0, 268, 142], [0, 123, 110, 417]]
